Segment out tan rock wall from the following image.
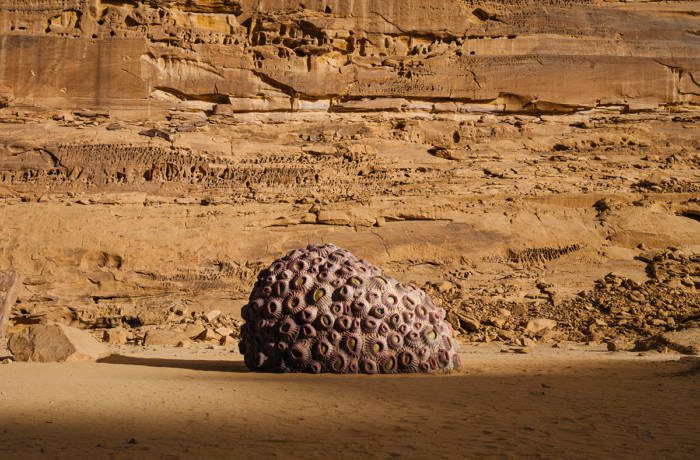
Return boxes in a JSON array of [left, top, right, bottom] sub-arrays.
[[0, 0, 698, 113]]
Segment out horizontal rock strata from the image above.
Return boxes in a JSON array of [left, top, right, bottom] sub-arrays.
[[0, 1, 697, 351], [0, 1, 698, 113]]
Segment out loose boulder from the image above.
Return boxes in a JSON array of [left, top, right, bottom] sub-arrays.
[[525, 318, 557, 335], [636, 328, 700, 355], [102, 327, 129, 345], [143, 329, 190, 346], [0, 270, 21, 337], [8, 323, 110, 362]]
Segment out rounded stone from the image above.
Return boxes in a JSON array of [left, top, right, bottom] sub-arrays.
[[239, 243, 460, 373]]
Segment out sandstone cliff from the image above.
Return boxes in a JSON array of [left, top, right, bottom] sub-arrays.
[[0, 1, 697, 348], [1, 0, 699, 114]]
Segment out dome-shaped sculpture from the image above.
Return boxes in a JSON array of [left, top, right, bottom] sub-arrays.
[[239, 243, 461, 373]]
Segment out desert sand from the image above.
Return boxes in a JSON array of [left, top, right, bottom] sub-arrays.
[[1, 344, 699, 459]]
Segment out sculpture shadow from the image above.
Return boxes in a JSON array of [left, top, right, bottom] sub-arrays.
[[98, 354, 249, 373]]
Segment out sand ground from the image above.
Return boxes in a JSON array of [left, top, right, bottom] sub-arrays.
[[1, 344, 698, 459]]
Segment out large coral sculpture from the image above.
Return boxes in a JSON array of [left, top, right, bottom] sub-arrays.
[[239, 243, 461, 373]]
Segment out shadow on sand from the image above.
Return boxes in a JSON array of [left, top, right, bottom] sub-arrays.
[[98, 354, 249, 372], [1, 358, 698, 458]]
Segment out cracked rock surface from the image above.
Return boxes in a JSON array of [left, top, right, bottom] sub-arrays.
[[0, 1, 697, 353], [1, 1, 699, 112]]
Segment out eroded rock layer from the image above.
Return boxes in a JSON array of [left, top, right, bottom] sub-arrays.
[[0, 1, 697, 351], [0, 0, 699, 113], [0, 108, 698, 347]]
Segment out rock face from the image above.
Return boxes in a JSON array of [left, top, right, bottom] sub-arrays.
[[0, 270, 21, 337], [0, 2, 697, 351], [239, 243, 460, 373], [0, 1, 698, 113], [8, 323, 110, 362]]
